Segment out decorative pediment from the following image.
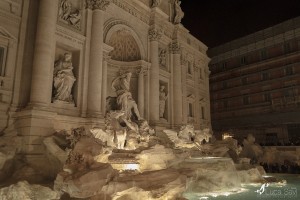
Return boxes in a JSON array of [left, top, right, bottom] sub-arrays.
[[0, 27, 17, 41], [187, 94, 196, 102], [199, 97, 206, 103]]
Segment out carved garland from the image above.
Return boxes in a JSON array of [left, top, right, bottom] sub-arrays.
[[86, 0, 111, 10], [169, 41, 181, 54], [148, 28, 162, 41], [136, 66, 148, 76]]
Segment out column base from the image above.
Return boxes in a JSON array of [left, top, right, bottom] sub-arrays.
[[149, 120, 171, 131]]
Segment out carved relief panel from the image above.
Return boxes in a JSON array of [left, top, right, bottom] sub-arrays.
[[58, 0, 83, 31]]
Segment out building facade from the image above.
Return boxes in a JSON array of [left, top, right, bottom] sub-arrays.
[[0, 0, 210, 165], [209, 17, 300, 145]]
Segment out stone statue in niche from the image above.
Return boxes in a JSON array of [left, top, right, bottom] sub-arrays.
[[159, 85, 168, 119], [59, 0, 81, 29], [174, 0, 184, 24], [159, 48, 166, 68], [151, 0, 161, 8], [111, 72, 142, 121], [53, 52, 76, 103]]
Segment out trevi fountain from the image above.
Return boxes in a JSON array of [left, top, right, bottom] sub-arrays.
[[0, 0, 299, 199]]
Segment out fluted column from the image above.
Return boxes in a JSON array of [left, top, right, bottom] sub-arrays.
[[181, 59, 188, 124], [101, 53, 110, 114], [194, 65, 200, 128], [170, 41, 183, 126], [86, 0, 111, 117], [148, 27, 161, 123], [30, 0, 59, 106], [137, 67, 147, 118]]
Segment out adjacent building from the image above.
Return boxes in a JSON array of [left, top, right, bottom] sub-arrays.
[[0, 0, 210, 167], [209, 17, 300, 145]]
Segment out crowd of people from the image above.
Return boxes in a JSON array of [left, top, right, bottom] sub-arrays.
[[259, 140, 300, 146]]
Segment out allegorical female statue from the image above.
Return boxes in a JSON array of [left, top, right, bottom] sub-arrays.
[[159, 85, 168, 119], [53, 52, 76, 102], [174, 0, 184, 24]]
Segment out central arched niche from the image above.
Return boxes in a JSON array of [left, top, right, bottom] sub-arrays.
[[108, 29, 141, 62], [104, 22, 146, 61], [104, 22, 148, 117]]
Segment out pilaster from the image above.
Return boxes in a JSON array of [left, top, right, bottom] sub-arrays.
[[137, 66, 147, 118], [101, 44, 113, 114], [148, 27, 161, 124], [86, 0, 111, 117], [29, 0, 59, 107], [169, 40, 182, 127]]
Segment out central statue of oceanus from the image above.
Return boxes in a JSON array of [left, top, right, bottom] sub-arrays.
[[111, 72, 142, 121], [104, 71, 153, 149]]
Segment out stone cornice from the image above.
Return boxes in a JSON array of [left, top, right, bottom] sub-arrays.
[[110, 0, 150, 25], [56, 25, 86, 46], [86, 0, 111, 11]]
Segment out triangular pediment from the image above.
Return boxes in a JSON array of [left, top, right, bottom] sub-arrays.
[[0, 27, 17, 40]]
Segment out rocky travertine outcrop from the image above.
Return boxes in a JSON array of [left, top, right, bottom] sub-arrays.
[[0, 181, 60, 200]]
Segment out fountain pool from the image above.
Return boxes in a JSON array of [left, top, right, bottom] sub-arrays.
[[183, 173, 300, 200]]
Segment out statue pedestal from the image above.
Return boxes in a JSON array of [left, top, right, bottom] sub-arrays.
[[150, 119, 170, 131], [52, 100, 75, 108]]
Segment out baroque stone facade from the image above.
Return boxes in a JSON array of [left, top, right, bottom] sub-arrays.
[[0, 0, 210, 164]]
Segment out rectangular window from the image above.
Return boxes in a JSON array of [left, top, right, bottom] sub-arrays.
[[242, 77, 248, 85], [243, 96, 250, 105], [262, 72, 269, 81], [223, 100, 228, 108], [222, 81, 227, 89], [284, 42, 291, 53], [222, 62, 227, 71], [260, 49, 267, 60], [187, 61, 192, 75], [283, 89, 293, 97], [264, 93, 271, 102], [188, 103, 193, 117], [0, 46, 6, 77], [240, 56, 246, 65], [201, 106, 205, 119], [199, 68, 203, 79], [285, 66, 293, 76]]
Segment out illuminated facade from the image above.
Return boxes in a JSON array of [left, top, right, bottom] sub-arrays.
[[0, 0, 210, 165]]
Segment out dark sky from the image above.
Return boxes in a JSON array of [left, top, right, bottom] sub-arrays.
[[180, 0, 300, 48]]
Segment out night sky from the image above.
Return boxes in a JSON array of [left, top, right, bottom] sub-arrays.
[[180, 0, 300, 48]]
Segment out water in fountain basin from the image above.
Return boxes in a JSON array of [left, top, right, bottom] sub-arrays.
[[183, 173, 300, 200], [177, 157, 241, 195]]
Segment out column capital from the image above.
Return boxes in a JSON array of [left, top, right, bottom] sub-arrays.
[[194, 65, 199, 72], [136, 66, 148, 76], [86, 0, 111, 11], [169, 40, 181, 54], [151, 0, 161, 8], [103, 52, 111, 61], [148, 27, 162, 41]]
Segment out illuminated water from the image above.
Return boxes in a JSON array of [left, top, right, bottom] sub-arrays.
[[183, 173, 300, 200]]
